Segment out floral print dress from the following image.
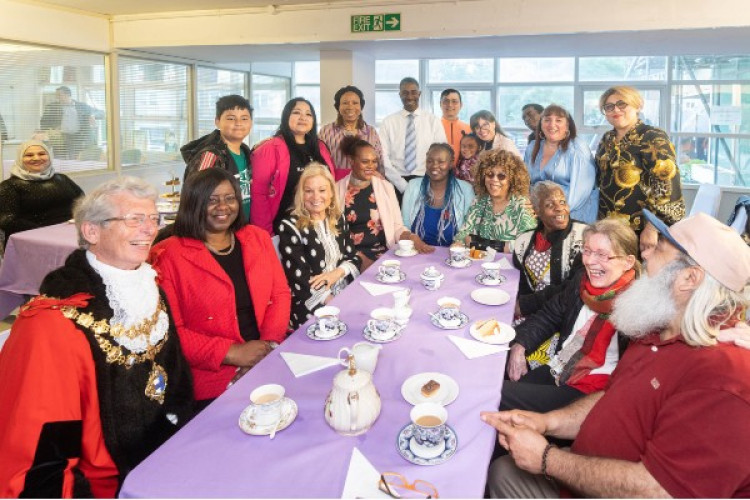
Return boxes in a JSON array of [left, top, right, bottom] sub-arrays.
[[344, 183, 387, 261], [454, 194, 537, 244]]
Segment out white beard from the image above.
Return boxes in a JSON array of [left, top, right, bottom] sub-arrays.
[[611, 261, 682, 339]]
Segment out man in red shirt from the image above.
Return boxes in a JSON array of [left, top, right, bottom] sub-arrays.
[[482, 210, 750, 498]]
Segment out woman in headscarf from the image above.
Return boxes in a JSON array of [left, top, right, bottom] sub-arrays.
[[0, 140, 83, 245]]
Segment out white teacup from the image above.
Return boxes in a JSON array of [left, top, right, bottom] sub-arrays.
[[367, 307, 398, 340], [436, 297, 462, 326], [420, 266, 444, 291], [314, 306, 341, 338], [394, 306, 413, 326], [249, 384, 285, 427], [338, 342, 381, 374], [410, 402, 448, 458], [378, 259, 401, 281], [393, 288, 411, 310], [449, 245, 468, 265], [481, 262, 502, 282], [397, 239, 415, 254]]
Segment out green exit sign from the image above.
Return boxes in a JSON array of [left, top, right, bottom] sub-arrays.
[[351, 13, 401, 33]]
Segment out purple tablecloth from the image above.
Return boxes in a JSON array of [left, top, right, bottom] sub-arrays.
[[120, 248, 520, 498], [0, 223, 78, 318]]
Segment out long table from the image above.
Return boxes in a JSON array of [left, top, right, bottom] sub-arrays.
[[120, 247, 520, 498], [0, 223, 78, 319]]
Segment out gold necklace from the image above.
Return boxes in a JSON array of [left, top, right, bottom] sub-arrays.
[[60, 300, 169, 404], [204, 232, 235, 256]]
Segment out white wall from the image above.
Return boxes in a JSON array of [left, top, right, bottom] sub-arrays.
[[111, 0, 750, 49], [0, 0, 109, 51]]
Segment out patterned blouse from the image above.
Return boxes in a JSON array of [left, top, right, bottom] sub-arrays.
[[455, 194, 537, 244], [319, 122, 384, 173], [276, 215, 361, 329], [344, 183, 387, 261], [596, 121, 685, 232]]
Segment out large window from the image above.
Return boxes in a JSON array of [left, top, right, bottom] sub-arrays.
[[119, 57, 187, 173], [251, 73, 290, 145], [294, 61, 321, 122], [375, 54, 750, 187], [196, 67, 247, 138], [0, 42, 108, 175]]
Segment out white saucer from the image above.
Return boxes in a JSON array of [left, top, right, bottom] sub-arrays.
[[470, 288, 511, 306], [306, 321, 348, 341], [395, 248, 418, 257], [401, 372, 459, 406], [475, 273, 507, 286], [469, 320, 516, 345], [444, 258, 471, 269], [397, 423, 458, 466], [238, 397, 298, 436], [363, 324, 403, 343], [429, 311, 469, 330], [376, 271, 406, 284]]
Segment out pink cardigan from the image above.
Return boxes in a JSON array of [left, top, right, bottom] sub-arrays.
[[336, 174, 407, 248], [250, 136, 345, 235]]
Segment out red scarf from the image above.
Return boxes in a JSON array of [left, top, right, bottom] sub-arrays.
[[533, 231, 552, 252], [560, 269, 637, 392]]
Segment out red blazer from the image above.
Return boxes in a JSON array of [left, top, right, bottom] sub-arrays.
[[150, 225, 291, 400]]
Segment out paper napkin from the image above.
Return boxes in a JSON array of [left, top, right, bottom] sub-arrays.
[[497, 256, 513, 270], [280, 352, 340, 377], [341, 447, 390, 499], [447, 335, 509, 359], [359, 281, 406, 296]]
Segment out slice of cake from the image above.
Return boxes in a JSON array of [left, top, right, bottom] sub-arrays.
[[421, 379, 441, 398]]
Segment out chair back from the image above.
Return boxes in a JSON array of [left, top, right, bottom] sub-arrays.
[[688, 183, 721, 217]]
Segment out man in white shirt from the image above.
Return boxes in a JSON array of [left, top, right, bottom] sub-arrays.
[[379, 77, 447, 197]]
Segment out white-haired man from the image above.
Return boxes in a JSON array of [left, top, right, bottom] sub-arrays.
[[482, 210, 750, 498], [0, 177, 194, 497]]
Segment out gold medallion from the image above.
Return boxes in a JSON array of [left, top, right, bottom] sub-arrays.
[[146, 363, 168, 404]]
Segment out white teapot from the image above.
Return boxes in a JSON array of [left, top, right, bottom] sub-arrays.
[[324, 356, 381, 436]]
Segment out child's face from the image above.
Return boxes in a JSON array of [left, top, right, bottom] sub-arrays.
[[215, 107, 253, 144], [460, 137, 479, 159]]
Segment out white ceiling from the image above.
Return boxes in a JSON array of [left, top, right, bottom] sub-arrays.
[[128, 27, 750, 70], [29, 0, 400, 16]]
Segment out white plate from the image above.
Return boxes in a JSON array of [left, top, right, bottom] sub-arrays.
[[444, 258, 471, 269], [394, 248, 418, 257], [238, 397, 298, 436], [469, 320, 515, 345], [470, 288, 511, 306], [400, 372, 459, 406]]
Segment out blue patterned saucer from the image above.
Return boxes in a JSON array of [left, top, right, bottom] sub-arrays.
[[362, 324, 403, 343], [376, 271, 406, 284], [306, 321, 347, 341], [474, 273, 506, 286], [444, 258, 471, 269], [429, 311, 469, 330], [397, 422, 458, 466]]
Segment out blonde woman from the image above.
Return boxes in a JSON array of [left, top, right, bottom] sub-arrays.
[[277, 163, 361, 329]]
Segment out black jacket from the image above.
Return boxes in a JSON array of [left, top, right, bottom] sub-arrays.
[[181, 129, 252, 180], [513, 269, 585, 355], [0, 174, 84, 245], [512, 221, 586, 317]]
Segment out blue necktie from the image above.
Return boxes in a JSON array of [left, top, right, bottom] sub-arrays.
[[404, 113, 417, 173]]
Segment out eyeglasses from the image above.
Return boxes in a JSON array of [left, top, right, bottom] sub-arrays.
[[103, 214, 160, 227], [208, 194, 238, 207], [485, 171, 507, 181], [379, 473, 438, 499], [475, 121, 493, 131], [602, 100, 629, 114], [582, 248, 626, 262]]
